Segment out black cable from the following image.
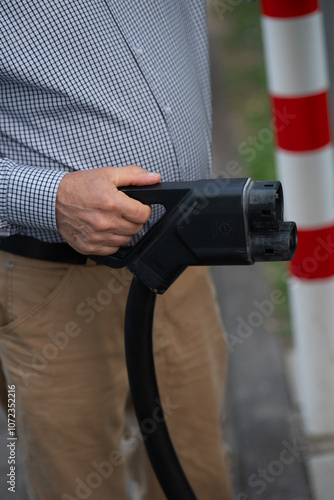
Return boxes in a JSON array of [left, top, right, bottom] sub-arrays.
[[124, 275, 197, 500]]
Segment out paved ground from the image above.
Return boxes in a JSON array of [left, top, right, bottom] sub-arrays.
[[212, 265, 312, 500]]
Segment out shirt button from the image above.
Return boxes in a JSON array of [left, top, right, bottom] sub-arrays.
[[164, 104, 172, 116], [134, 45, 143, 56]]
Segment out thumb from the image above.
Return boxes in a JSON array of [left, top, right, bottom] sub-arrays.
[[111, 165, 161, 187]]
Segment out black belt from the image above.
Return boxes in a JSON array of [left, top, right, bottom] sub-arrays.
[[0, 235, 90, 265]]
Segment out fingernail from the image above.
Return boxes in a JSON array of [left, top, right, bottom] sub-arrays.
[[146, 172, 161, 177]]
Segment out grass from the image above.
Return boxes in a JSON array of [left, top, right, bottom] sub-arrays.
[[209, 0, 292, 339], [216, 1, 276, 180]]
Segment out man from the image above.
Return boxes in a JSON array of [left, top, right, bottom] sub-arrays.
[[0, 1, 234, 499]]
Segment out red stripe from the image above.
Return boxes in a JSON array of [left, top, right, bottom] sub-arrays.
[[290, 225, 334, 279], [261, 0, 319, 18], [272, 92, 331, 152]]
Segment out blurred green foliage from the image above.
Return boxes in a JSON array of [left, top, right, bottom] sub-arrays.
[[213, 0, 292, 339], [218, 1, 276, 181]]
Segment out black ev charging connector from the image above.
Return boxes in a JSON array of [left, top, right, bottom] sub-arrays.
[[92, 178, 297, 500], [94, 178, 296, 292]]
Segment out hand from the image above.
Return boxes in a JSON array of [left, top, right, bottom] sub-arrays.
[[55, 165, 161, 255]]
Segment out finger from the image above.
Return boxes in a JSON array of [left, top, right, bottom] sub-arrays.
[[110, 165, 161, 187], [114, 221, 144, 236], [85, 232, 132, 255], [81, 245, 120, 256], [116, 191, 152, 224], [75, 233, 132, 255], [103, 234, 133, 247], [93, 246, 121, 256], [92, 215, 143, 236]]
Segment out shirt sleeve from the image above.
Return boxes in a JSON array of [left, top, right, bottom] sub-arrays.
[[0, 157, 68, 237]]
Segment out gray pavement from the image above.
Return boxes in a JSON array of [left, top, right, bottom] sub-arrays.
[[212, 265, 312, 500]]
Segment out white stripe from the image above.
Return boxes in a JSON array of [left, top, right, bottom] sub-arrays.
[[276, 145, 334, 228], [289, 277, 334, 435], [261, 13, 328, 96]]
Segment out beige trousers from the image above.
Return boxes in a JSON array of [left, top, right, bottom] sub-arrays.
[[0, 251, 234, 500]]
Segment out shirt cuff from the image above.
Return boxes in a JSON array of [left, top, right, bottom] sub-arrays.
[[1, 158, 68, 234]]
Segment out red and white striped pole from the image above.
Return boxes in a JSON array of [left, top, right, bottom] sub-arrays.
[[260, 0, 334, 436]]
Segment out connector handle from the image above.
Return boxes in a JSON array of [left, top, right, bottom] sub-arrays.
[[90, 182, 197, 268]]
